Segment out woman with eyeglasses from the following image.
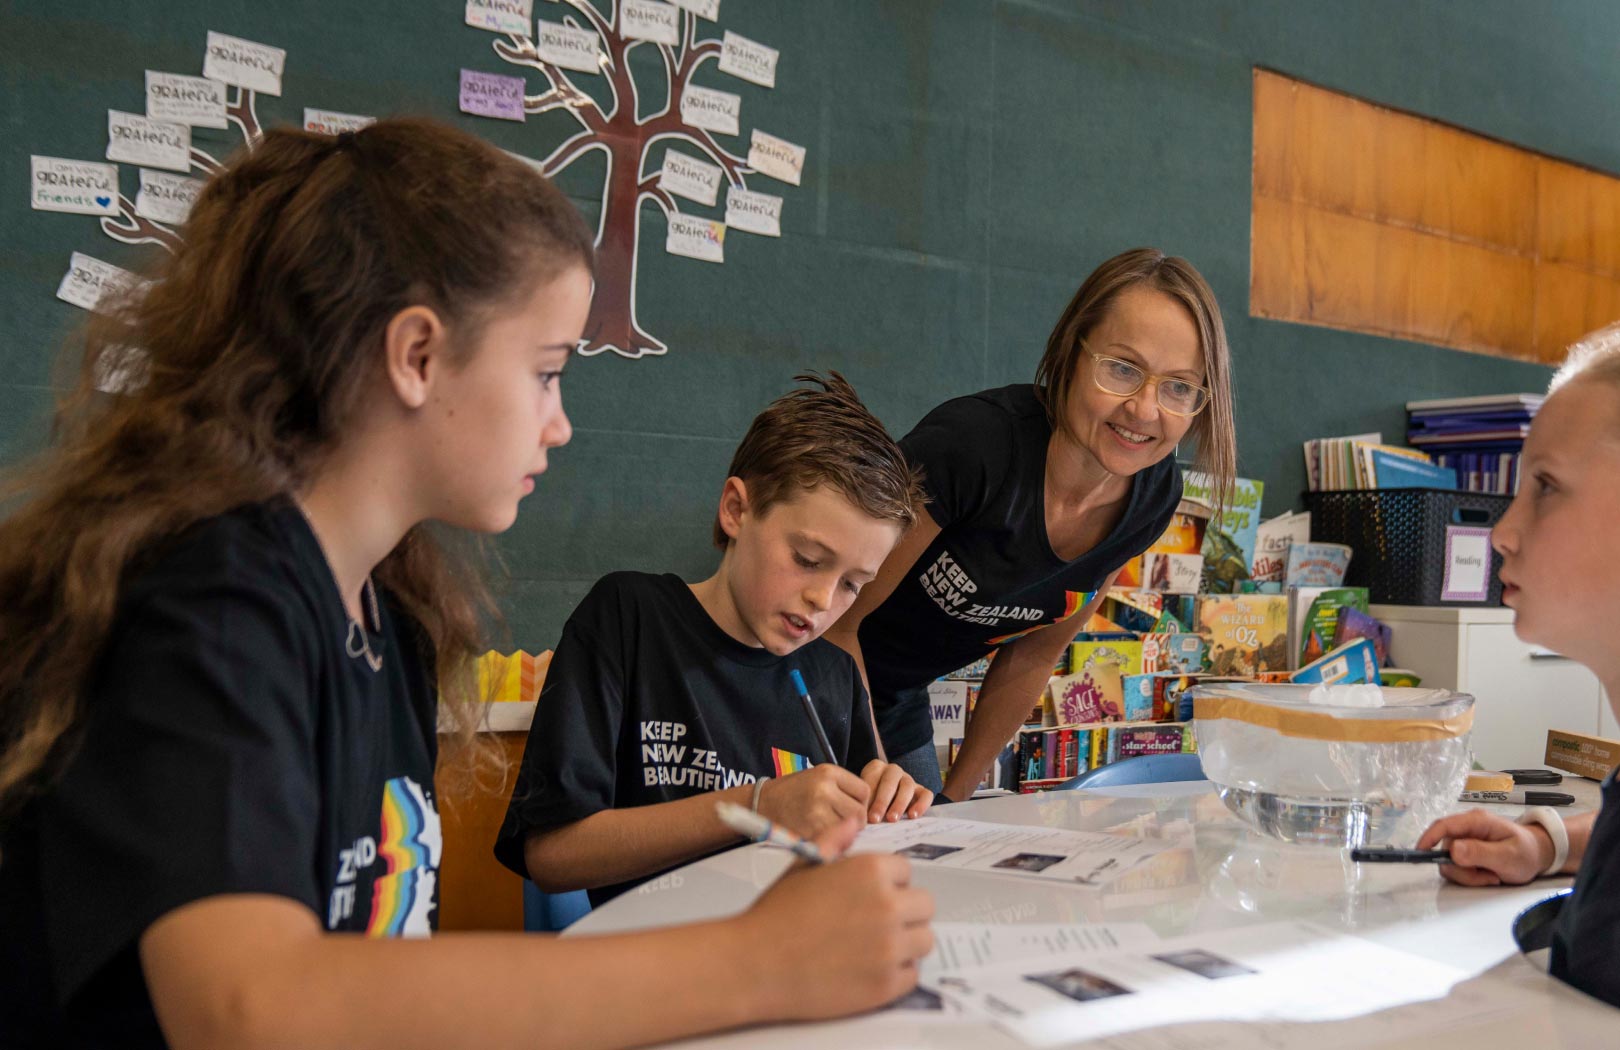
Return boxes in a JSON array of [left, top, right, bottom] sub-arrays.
[[824, 248, 1237, 799]]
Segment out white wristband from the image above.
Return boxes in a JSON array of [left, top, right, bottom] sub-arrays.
[[1518, 805, 1570, 877], [751, 776, 771, 814]]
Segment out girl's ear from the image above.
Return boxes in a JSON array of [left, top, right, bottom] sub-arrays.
[[383, 305, 447, 410], [715, 476, 751, 541]]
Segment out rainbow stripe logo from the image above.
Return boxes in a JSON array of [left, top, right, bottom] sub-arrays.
[[365, 776, 442, 938], [771, 748, 812, 777], [987, 590, 1097, 646]]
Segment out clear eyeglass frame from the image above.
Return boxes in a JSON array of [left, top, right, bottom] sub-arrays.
[[1087, 350, 1210, 417]]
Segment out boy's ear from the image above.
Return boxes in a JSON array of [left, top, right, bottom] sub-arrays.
[[715, 476, 751, 541], [383, 305, 448, 410]]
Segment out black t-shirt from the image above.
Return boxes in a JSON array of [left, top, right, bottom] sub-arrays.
[[0, 501, 441, 1049], [857, 385, 1183, 753], [494, 571, 881, 907], [1550, 771, 1620, 1008]]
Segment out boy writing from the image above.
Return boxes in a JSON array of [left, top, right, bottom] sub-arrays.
[[496, 373, 934, 904]]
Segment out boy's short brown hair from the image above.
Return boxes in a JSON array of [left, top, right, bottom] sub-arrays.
[[713, 372, 925, 548]]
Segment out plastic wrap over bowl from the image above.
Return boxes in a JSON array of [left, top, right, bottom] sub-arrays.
[[1191, 683, 1474, 847]]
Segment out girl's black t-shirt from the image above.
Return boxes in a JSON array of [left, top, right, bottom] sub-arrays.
[[0, 501, 442, 1048], [857, 384, 1183, 754]]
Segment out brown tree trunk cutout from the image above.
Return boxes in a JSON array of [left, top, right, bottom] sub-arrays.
[[494, 1, 765, 359]]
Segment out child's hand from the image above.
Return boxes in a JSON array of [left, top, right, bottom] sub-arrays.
[[758, 765, 871, 838], [1417, 809, 1553, 886], [859, 759, 933, 823], [736, 817, 935, 1020]]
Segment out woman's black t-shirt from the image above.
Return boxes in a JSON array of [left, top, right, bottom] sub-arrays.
[[857, 385, 1182, 754], [0, 501, 442, 1048]]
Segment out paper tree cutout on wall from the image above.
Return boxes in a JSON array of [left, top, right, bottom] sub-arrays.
[[485, 1, 799, 358], [99, 89, 263, 252]]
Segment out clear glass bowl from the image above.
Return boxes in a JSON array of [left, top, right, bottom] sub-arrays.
[[1191, 683, 1475, 847]]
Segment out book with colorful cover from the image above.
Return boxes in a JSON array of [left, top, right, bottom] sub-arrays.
[[1366, 447, 1457, 489], [1250, 510, 1310, 591], [1288, 586, 1370, 668], [1289, 637, 1380, 685], [1284, 542, 1352, 587], [1183, 471, 1264, 593], [1333, 606, 1391, 667], [1047, 666, 1125, 724], [1068, 640, 1144, 678], [1197, 594, 1289, 676]]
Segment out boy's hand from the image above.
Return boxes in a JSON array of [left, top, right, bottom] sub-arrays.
[[859, 759, 933, 823], [1417, 809, 1553, 886], [758, 765, 871, 838], [736, 817, 935, 1020]]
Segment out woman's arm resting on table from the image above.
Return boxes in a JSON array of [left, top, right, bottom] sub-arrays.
[[142, 821, 933, 1050], [940, 581, 1115, 801], [823, 509, 943, 751], [1418, 808, 1597, 886]]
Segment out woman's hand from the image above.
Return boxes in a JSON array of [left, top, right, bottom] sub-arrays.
[[860, 759, 934, 823], [1416, 809, 1552, 886]]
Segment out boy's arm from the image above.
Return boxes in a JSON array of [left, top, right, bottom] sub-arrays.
[[525, 767, 873, 892], [940, 580, 1114, 801], [143, 822, 934, 1050]]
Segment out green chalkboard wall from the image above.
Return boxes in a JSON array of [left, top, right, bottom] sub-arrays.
[[4, 1, 1614, 649]]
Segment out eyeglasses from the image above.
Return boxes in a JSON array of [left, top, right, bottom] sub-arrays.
[[1086, 349, 1210, 416]]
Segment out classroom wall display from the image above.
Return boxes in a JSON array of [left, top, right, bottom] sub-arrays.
[[467, 1, 803, 359]]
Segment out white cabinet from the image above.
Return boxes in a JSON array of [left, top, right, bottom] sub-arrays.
[[1371, 604, 1606, 771]]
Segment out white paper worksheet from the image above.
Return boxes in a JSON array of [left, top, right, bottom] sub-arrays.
[[850, 817, 1172, 886], [931, 921, 1477, 1047]]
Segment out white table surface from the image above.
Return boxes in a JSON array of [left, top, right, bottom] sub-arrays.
[[571, 779, 1618, 1049]]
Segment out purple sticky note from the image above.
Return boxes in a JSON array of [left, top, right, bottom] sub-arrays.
[[459, 69, 526, 122]]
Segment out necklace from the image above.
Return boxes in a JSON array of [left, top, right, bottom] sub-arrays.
[[344, 575, 384, 673]]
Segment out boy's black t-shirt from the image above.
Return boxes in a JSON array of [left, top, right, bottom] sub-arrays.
[[857, 384, 1183, 754], [1550, 771, 1620, 1008], [0, 501, 442, 1049], [494, 571, 882, 907]]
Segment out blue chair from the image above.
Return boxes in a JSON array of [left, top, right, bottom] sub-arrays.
[[1056, 752, 1205, 791], [522, 881, 592, 933]]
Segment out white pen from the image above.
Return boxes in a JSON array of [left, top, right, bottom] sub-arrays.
[[716, 801, 826, 864]]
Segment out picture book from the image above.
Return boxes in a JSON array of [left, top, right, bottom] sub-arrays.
[[1068, 640, 1145, 678], [1284, 542, 1351, 587], [1250, 510, 1310, 592], [1048, 664, 1126, 724], [1333, 606, 1391, 667], [1183, 472, 1264, 593], [1289, 637, 1380, 685], [1288, 586, 1370, 669], [1197, 594, 1289, 676], [1155, 633, 1208, 674], [1365, 447, 1457, 490], [1142, 551, 1203, 593]]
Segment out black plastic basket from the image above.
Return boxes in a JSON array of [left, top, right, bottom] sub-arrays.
[[1304, 488, 1513, 606]]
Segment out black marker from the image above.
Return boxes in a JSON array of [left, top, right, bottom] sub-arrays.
[[1350, 847, 1452, 864], [1347, 842, 1451, 862]]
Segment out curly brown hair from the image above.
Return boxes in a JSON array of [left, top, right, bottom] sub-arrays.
[[713, 372, 925, 548], [0, 116, 594, 815]]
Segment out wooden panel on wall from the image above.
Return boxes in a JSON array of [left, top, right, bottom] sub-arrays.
[[1252, 69, 1620, 362]]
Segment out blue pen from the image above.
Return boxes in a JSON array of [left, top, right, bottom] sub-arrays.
[[789, 668, 836, 765]]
